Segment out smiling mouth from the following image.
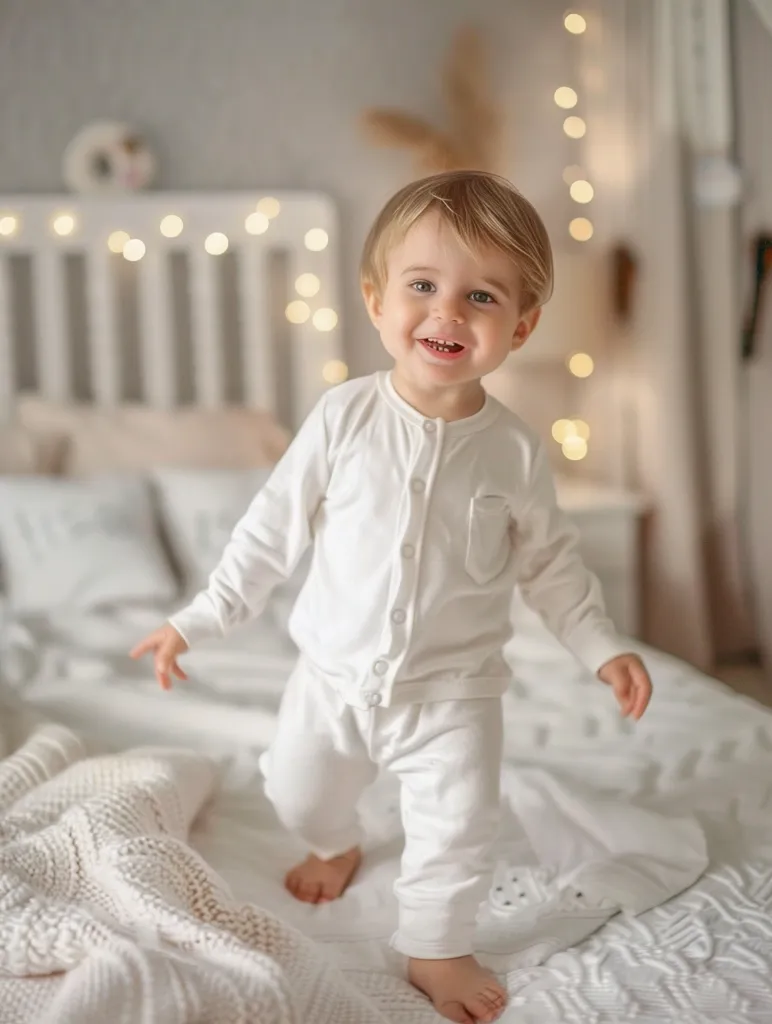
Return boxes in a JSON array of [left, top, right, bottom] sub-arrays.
[[419, 337, 466, 357]]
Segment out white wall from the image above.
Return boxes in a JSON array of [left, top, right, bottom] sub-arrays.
[[0, 0, 580, 381]]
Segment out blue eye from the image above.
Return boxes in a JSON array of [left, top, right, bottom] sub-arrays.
[[411, 280, 434, 293], [470, 291, 494, 304]]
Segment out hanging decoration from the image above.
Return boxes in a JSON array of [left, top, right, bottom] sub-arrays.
[[63, 121, 157, 195], [360, 25, 502, 175]]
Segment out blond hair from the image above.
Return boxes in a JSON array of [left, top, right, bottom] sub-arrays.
[[360, 170, 553, 311]]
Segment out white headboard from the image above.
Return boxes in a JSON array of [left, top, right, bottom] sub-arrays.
[[0, 191, 345, 430]]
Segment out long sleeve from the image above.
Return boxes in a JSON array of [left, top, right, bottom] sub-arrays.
[[515, 442, 633, 674], [169, 395, 331, 647]]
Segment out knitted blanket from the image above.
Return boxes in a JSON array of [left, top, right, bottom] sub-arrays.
[[0, 724, 389, 1024]]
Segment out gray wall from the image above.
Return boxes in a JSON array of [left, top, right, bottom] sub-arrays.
[[0, 0, 575, 377]]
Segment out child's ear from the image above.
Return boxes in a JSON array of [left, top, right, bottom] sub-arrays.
[[511, 307, 542, 351], [362, 281, 383, 327]]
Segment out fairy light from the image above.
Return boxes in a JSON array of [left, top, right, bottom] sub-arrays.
[[570, 180, 594, 203], [569, 217, 594, 241], [52, 213, 76, 236], [0, 214, 19, 237], [312, 307, 338, 332], [295, 273, 321, 297], [554, 87, 578, 109], [122, 238, 146, 262], [204, 232, 229, 255], [257, 197, 281, 219], [564, 12, 587, 34], [562, 435, 588, 461], [563, 116, 586, 139], [568, 352, 594, 378], [305, 228, 329, 251], [245, 211, 269, 235], [160, 214, 184, 238], [551, 419, 576, 444], [107, 230, 130, 253], [285, 300, 310, 324], [323, 359, 349, 384]]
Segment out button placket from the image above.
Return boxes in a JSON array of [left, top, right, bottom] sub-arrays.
[[367, 418, 445, 703]]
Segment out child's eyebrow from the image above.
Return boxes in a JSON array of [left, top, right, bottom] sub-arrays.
[[401, 265, 512, 298]]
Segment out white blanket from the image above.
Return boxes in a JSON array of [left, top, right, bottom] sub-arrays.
[[0, 723, 389, 1024]]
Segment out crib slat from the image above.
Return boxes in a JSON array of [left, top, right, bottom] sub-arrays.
[[137, 248, 176, 407], [34, 249, 71, 400], [86, 250, 121, 404], [238, 243, 276, 411], [190, 247, 224, 407], [0, 257, 14, 419]]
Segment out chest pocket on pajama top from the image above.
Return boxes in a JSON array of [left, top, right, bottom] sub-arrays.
[[465, 496, 512, 585]]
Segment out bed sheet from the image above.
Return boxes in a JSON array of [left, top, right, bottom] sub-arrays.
[[3, 596, 772, 1022]]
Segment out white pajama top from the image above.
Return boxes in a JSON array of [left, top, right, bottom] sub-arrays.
[[170, 371, 631, 708]]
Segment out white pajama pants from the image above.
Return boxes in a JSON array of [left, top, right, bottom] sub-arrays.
[[260, 663, 503, 960]]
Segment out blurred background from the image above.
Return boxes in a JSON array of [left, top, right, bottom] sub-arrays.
[[0, 0, 770, 694]]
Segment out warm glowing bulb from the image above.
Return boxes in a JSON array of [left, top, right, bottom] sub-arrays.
[[568, 352, 594, 378], [570, 180, 594, 203], [245, 212, 269, 235], [554, 86, 578, 109], [569, 217, 594, 241], [0, 214, 18, 237], [562, 165, 584, 185], [160, 214, 184, 238], [563, 116, 587, 139], [551, 419, 576, 444], [323, 359, 349, 384], [312, 308, 338, 332], [122, 238, 146, 262], [204, 232, 229, 255], [52, 213, 75, 236], [257, 196, 281, 219], [564, 12, 587, 34], [571, 418, 590, 440], [562, 436, 588, 460], [107, 230, 130, 253], [295, 273, 321, 297], [305, 228, 329, 251], [285, 300, 310, 324]]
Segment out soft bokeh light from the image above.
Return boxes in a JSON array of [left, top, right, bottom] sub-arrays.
[[204, 232, 229, 255], [0, 215, 19, 237], [160, 215, 184, 238], [570, 180, 594, 203], [554, 86, 578, 109], [245, 212, 269, 235], [568, 352, 595, 378], [551, 419, 576, 444], [122, 238, 146, 262], [257, 197, 281, 219], [285, 300, 311, 324], [323, 359, 349, 384], [304, 228, 329, 251], [295, 273, 321, 297], [569, 217, 594, 241], [52, 214, 76, 236], [107, 230, 130, 253], [312, 307, 338, 331], [564, 12, 587, 34], [563, 116, 587, 139]]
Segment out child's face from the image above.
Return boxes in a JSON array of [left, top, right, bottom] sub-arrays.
[[363, 210, 540, 392]]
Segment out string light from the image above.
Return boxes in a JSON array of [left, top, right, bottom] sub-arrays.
[[312, 308, 338, 331], [551, 419, 576, 444], [305, 228, 329, 251], [285, 300, 310, 324], [569, 180, 594, 203], [295, 273, 321, 297], [562, 435, 588, 461], [563, 116, 586, 139], [554, 87, 578, 109], [568, 352, 594, 378], [245, 212, 269, 235], [257, 197, 281, 219], [160, 214, 184, 238], [52, 213, 76, 236], [323, 359, 349, 384], [122, 238, 146, 262], [569, 217, 594, 241], [572, 418, 590, 440], [564, 12, 587, 34], [107, 230, 130, 253], [0, 214, 19, 237], [204, 232, 229, 255]]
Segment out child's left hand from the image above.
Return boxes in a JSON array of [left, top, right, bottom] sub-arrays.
[[597, 653, 652, 719]]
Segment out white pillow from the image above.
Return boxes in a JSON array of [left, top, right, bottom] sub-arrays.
[[0, 475, 178, 613], [151, 468, 272, 588], [16, 397, 291, 474], [152, 467, 310, 631]]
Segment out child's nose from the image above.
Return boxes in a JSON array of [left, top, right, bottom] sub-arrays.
[[432, 294, 466, 324]]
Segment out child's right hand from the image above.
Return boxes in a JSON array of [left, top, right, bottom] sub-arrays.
[[130, 624, 189, 690]]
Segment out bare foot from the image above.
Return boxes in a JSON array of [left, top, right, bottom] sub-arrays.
[[408, 955, 507, 1024], [284, 846, 361, 904]]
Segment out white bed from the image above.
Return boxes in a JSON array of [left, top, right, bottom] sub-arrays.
[[1, 190, 771, 1023]]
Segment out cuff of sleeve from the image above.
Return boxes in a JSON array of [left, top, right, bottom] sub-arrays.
[[167, 606, 223, 649], [563, 622, 636, 676]]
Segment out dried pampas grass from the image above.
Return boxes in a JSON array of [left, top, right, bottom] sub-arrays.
[[361, 25, 502, 175]]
